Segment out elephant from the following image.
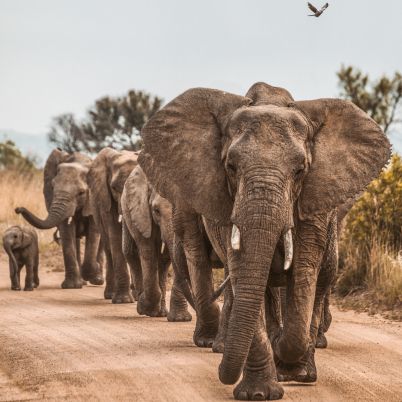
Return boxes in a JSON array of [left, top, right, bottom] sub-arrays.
[[121, 165, 194, 319], [138, 83, 390, 400], [2, 225, 39, 291], [87, 147, 139, 303], [16, 149, 103, 289]]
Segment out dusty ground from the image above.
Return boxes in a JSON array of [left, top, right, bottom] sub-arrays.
[[0, 254, 401, 402]]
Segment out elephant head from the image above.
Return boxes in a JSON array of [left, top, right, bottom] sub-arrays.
[[139, 83, 391, 384], [87, 148, 138, 219], [3, 226, 34, 286], [16, 149, 92, 229]]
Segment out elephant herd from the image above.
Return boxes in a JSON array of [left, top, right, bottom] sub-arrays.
[[12, 82, 390, 400]]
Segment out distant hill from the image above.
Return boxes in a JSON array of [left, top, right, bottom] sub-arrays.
[[0, 130, 53, 167]]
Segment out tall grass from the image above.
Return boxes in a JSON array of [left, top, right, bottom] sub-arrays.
[[337, 154, 402, 313], [0, 170, 55, 246]]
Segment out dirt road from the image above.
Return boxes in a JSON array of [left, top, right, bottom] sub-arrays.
[[0, 256, 401, 402]]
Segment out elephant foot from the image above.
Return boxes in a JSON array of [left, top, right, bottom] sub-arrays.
[[33, 280, 39, 288], [137, 293, 164, 317], [130, 284, 139, 301], [315, 332, 328, 349], [193, 322, 219, 348], [81, 263, 104, 286], [167, 309, 192, 322], [159, 304, 168, 318], [212, 339, 224, 354], [234, 369, 284, 401], [61, 277, 83, 289], [193, 303, 220, 348], [112, 290, 134, 304], [104, 289, 113, 300], [11, 284, 21, 291], [276, 353, 317, 383]]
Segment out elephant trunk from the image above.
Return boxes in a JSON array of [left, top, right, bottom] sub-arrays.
[[16, 191, 75, 230], [4, 241, 18, 282], [219, 178, 286, 385]]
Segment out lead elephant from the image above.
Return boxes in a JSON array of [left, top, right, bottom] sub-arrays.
[[87, 147, 138, 303], [121, 165, 194, 320], [16, 149, 103, 289], [138, 83, 390, 400]]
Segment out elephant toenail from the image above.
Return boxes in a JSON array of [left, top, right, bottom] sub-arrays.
[[252, 392, 265, 400]]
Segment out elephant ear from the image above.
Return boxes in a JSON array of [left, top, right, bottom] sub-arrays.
[[20, 228, 33, 249], [245, 82, 294, 106], [139, 88, 251, 223], [121, 166, 152, 238], [88, 148, 116, 213], [296, 99, 391, 219], [44, 149, 69, 211]]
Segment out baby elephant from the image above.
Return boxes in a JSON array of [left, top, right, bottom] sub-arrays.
[[2, 226, 39, 291]]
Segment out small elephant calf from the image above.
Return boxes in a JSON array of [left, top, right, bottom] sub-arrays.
[[2, 226, 39, 291]]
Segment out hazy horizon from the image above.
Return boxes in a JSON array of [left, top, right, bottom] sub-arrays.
[[1, 0, 401, 157]]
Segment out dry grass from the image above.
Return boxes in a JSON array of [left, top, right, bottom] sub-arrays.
[[337, 238, 402, 320], [0, 170, 55, 248]]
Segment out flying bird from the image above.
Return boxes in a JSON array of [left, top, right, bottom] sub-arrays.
[[307, 2, 329, 17]]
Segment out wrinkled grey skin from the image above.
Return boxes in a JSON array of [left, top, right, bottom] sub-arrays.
[[121, 165, 193, 320], [3, 226, 39, 291], [16, 150, 103, 289], [87, 148, 138, 303], [139, 83, 390, 400]]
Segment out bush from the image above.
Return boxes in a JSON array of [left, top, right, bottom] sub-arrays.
[[338, 154, 402, 310]]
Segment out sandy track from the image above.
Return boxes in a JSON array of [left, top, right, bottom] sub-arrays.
[[0, 257, 401, 402]]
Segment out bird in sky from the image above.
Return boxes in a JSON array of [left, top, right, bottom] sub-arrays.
[[307, 2, 329, 17]]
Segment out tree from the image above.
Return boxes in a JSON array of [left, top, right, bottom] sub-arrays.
[[48, 113, 84, 153], [48, 90, 163, 154], [337, 65, 402, 134], [0, 140, 37, 172]]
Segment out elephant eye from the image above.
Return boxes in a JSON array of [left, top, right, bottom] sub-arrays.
[[226, 162, 237, 175], [78, 190, 86, 196], [153, 207, 161, 216], [295, 164, 305, 178]]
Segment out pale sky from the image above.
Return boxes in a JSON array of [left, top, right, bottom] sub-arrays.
[[1, 0, 401, 153]]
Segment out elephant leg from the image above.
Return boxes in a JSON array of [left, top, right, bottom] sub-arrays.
[[81, 217, 104, 285], [104, 246, 115, 299], [33, 253, 40, 288], [59, 221, 82, 289], [316, 291, 331, 349], [134, 230, 164, 316], [122, 221, 143, 301], [233, 311, 284, 401], [167, 274, 192, 322], [157, 245, 170, 317], [212, 265, 233, 353], [173, 209, 220, 348], [9, 258, 21, 290], [24, 263, 35, 291], [265, 287, 283, 345], [105, 218, 133, 304], [76, 237, 81, 267]]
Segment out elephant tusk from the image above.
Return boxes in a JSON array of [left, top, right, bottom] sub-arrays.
[[231, 225, 241, 250], [283, 229, 293, 271], [67, 217, 73, 225], [118, 214, 122, 223], [210, 275, 231, 302]]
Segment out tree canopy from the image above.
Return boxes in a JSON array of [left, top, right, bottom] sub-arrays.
[[48, 89, 162, 153], [337, 65, 402, 134], [0, 140, 37, 172]]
